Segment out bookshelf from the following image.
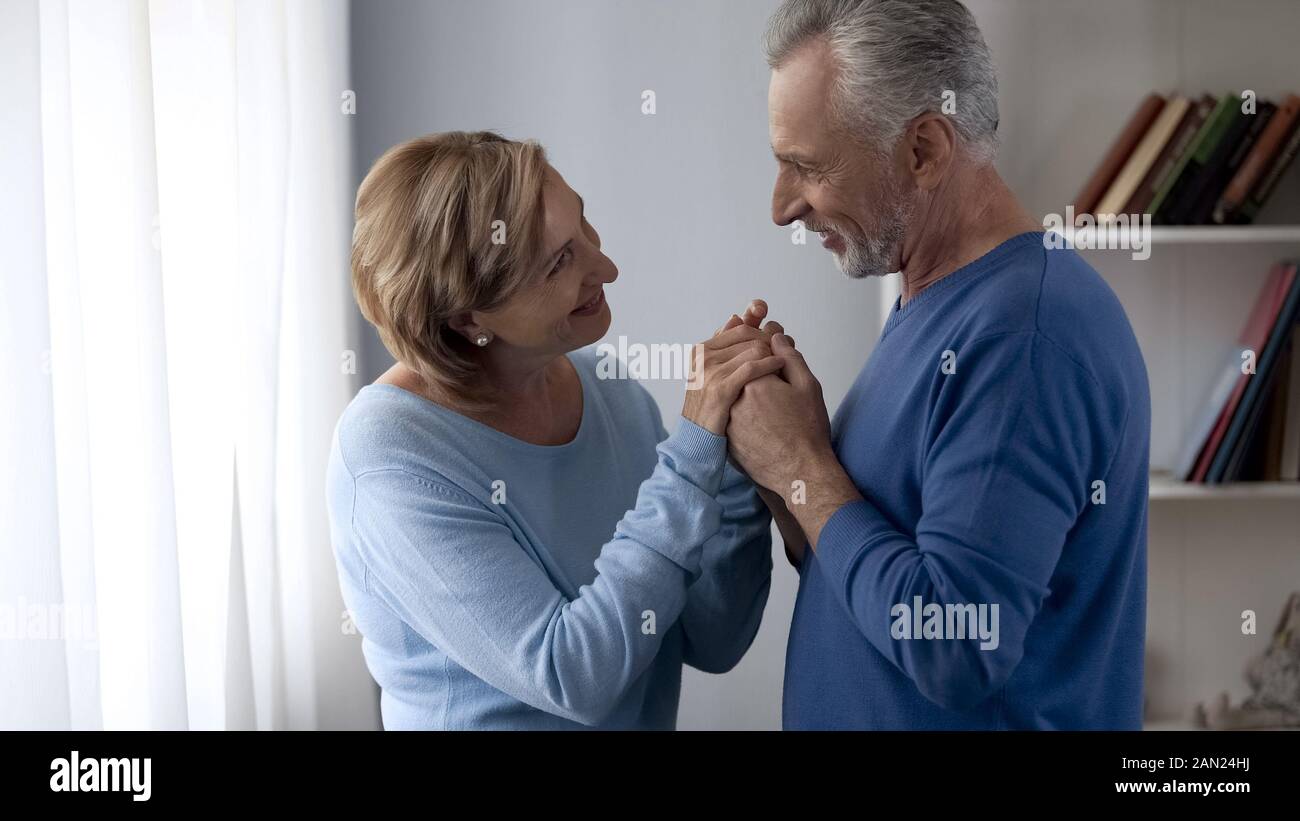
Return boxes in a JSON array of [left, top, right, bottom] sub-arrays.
[[966, 0, 1300, 731]]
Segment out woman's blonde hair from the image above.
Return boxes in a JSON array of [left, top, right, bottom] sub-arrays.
[[350, 131, 549, 407]]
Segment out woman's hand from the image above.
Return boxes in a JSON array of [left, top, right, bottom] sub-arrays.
[[680, 301, 786, 435]]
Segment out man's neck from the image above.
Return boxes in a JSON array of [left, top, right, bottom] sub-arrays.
[[898, 166, 1042, 305]]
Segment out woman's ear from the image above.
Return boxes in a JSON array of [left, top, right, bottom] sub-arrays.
[[447, 311, 493, 347]]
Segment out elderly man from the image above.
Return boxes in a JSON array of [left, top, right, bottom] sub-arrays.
[[728, 0, 1150, 729]]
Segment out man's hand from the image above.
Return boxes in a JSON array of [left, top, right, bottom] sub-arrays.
[[702, 298, 786, 444], [716, 300, 810, 565], [725, 298, 783, 340], [727, 333, 862, 550], [726, 333, 830, 489], [679, 321, 785, 435]]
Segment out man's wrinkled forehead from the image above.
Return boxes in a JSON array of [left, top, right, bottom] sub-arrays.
[[768, 39, 837, 155]]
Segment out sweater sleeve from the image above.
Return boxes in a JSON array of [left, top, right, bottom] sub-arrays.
[[348, 419, 727, 726], [678, 457, 774, 674], [812, 331, 1124, 711]]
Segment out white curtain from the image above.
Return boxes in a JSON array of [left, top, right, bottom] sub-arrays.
[[0, 0, 377, 730]]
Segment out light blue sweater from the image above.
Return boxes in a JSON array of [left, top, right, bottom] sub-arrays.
[[325, 347, 772, 729]]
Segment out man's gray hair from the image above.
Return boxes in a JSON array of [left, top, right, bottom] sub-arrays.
[[764, 0, 999, 164]]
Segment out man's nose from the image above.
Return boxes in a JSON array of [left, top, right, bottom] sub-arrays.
[[771, 174, 807, 227]]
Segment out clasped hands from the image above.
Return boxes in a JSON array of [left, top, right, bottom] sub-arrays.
[[682, 301, 859, 556], [681, 299, 861, 557]]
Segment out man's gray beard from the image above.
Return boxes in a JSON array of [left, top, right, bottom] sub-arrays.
[[834, 189, 913, 280]]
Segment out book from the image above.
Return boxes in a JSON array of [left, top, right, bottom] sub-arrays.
[[1260, 340, 1291, 479], [1175, 348, 1245, 480], [1162, 104, 1254, 225], [1094, 96, 1190, 219], [1188, 262, 1299, 482], [1280, 325, 1300, 481], [1126, 95, 1213, 215], [1238, 113, 1300, 223], [1214, 93, 1300, 224], [1185, 101, 1276, 225], [1153, 93, 1239, 225], [1073, 93, 1165, 216], [1208, 262, 1300, 483], [1222, 338, 1289, 481]]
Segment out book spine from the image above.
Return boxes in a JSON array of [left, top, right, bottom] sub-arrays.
[[1073, 94, 1165, 215], [1149, 93, 1235, 220], [1214, 93, 1300, 223], [1239, 117, 1300, 222], [1126, 96, 1213, 215], [1186, 102, 1275, 225], [1209, 266, 1300, 483], [1095, 97, 1190, 218], [1281, 324, 1300, 481]]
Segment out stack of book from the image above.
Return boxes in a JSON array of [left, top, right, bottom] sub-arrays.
[[1075, 91, 1300, 225], [1175, 261, 1300, 483]]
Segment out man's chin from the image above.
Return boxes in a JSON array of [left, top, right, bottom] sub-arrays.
[[831, 249, 891, 280]]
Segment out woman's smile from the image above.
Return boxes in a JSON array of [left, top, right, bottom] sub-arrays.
[[570, 287, 606, 316]]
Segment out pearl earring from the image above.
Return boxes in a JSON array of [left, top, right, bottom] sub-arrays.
[[474, 332, 491, 347]]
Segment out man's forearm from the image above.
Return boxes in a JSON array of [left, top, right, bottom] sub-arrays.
[[783, 447, 863, 552], [756, 486, 808, 567]]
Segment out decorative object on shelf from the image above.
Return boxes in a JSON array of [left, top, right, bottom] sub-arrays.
[[1192, 592, 1300, 730]]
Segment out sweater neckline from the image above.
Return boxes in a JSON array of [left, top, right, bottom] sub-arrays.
[[880, 230, 1046, 339], [362, 352, 593, 454]]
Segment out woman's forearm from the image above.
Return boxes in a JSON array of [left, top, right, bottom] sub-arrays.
[[679, 464, 773, 673]]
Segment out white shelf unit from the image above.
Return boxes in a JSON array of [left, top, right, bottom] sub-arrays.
[[1060, 225, 1300, 246], [1149, 475, 1300, 500], [968, 0, 1300, 730]]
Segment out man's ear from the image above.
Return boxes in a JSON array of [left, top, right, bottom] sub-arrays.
[[905, 112, 957, 191]]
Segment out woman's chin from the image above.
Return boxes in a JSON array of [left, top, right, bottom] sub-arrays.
[[569, 301, 612, 347]]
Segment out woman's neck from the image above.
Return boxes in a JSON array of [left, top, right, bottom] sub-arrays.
[[382, 353, 583, 446]]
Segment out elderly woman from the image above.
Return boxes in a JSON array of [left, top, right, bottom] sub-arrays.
[[327, 131, 784, 729]]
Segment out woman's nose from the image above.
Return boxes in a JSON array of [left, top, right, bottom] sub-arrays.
[[598, 254, 619, 284]]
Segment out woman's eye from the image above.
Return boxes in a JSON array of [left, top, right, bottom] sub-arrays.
[[549, 247, 571, 276]]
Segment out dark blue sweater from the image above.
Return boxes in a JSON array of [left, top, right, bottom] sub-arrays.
[[784, 232, 1149, 730]]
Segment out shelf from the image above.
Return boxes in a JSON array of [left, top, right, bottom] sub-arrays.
[[1054, 224, 1300, 247], [1149, 474, 1300, 500], [1143, 718, 1196, 731], [1144, 717, 1300, 731]]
